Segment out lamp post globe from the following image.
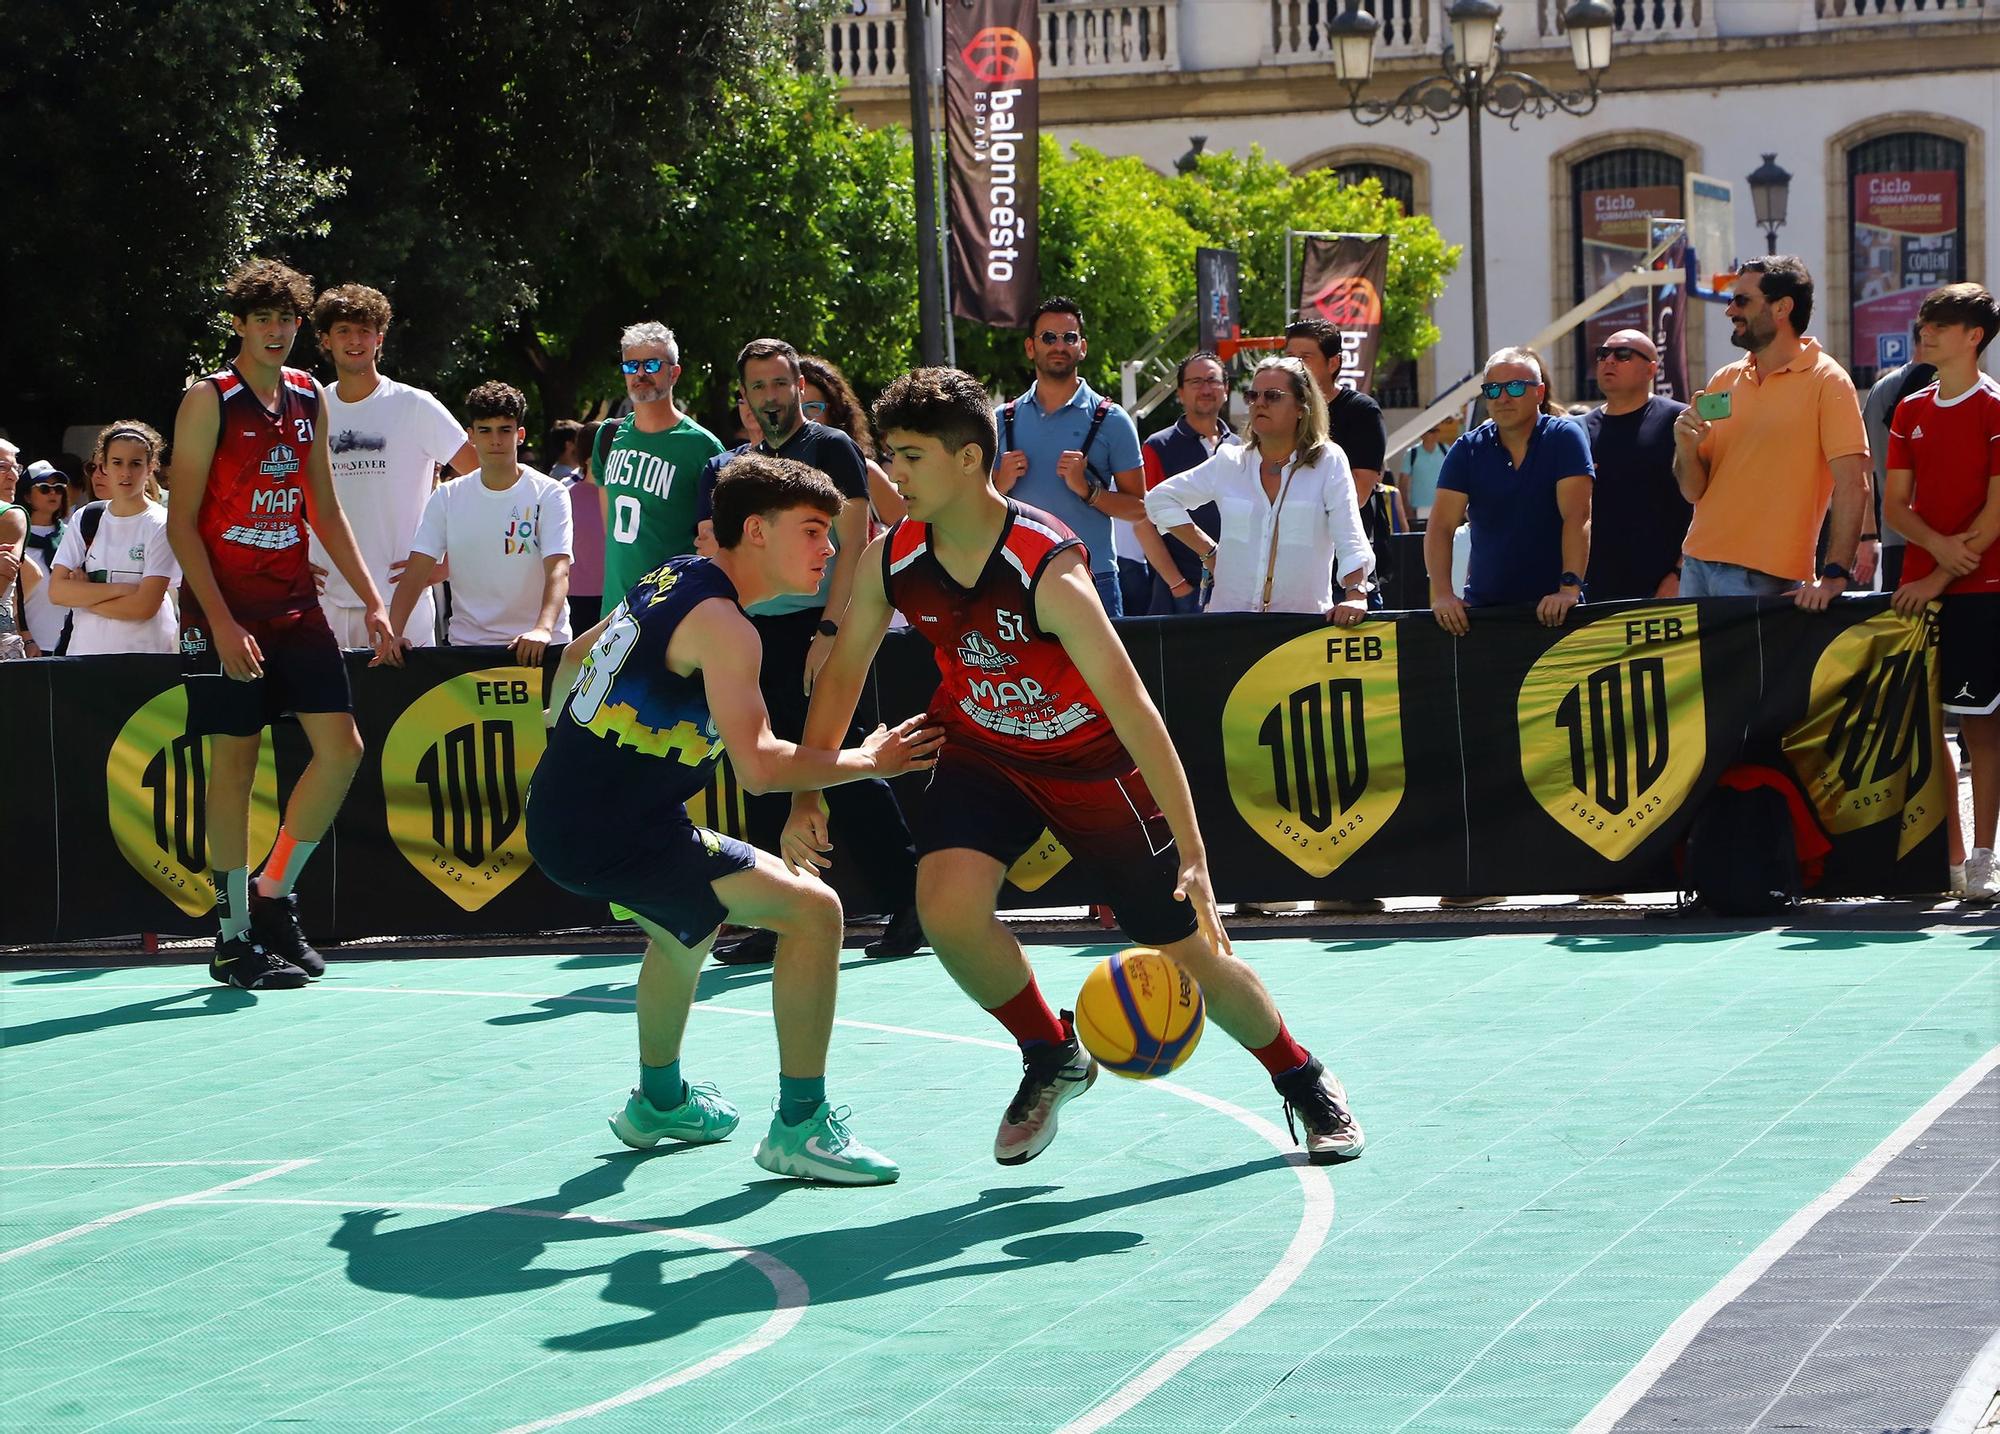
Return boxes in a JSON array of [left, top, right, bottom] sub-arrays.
[[1748, 152, 1793, 254], [1328, 3, 1380, 85]]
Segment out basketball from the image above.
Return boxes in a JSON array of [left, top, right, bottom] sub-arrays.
[[1074, 948, 1205, 1079]]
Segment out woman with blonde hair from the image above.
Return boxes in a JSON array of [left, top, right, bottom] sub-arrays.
[[1144, 356, 1375, 621], [46, 420, 182, 655]]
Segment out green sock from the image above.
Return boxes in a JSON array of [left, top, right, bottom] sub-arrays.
[[214, 868, 250, 942], [779, 1074, 826, 1126], [640, 1060, 684, 1111]]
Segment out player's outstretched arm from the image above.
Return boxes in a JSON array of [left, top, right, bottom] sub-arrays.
[[1034, 548, 1231, 955], [688, 597, 940, 798]]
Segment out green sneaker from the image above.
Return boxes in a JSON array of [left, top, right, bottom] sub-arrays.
[[608, 1081, 740, 1149], [752, 1102, 900, 1185]]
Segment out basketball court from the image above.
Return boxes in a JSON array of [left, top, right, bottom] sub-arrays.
[[4, 927, 1996, 1432]]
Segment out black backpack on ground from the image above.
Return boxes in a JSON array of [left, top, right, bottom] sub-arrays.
[[1683, 783, 1802, 917]]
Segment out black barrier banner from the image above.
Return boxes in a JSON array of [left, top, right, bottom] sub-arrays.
[[2, 601, 1945, 947], [945, 0, 1039, 328], [1298, 233, 1389, 395], [1197, 247, 1242, 353]]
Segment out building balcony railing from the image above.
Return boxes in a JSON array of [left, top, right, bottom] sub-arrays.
[[1813, 0, 1984, 21], [824, 0, 1178, 88], [1541, 0, 1717, 42], [1271, 0, 1433, 62]]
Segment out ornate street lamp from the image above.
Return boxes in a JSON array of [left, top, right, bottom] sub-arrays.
[[1747, 153, 1792, 256], [1332, 0, 1617, 374]]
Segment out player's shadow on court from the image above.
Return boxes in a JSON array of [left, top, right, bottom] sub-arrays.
[[0, 987, 255, 1049], [326, 1152, 1287, 1351], [482, 956, 910, 1029]]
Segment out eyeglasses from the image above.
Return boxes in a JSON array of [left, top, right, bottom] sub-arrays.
[[1037, 330, 1083, 346], [1594, 346, 1651, 362], [1480, 379, 1539, 399], [1183, 377, 1226, 389], [1246, 387, 1295, 405], [801, 400, 828, 418], [32, 482, 64, 494], [621, 357, 669, 375]]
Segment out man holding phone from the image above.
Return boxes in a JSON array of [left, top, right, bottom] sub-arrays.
[[1672, 257, 1871, 609]]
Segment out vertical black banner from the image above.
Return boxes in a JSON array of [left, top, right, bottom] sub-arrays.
[[1197, 247, 1243, 352], [1297, 234, 1390, 394], [945, 0, 1039, 328]]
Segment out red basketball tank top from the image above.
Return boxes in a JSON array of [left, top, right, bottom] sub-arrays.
[[194, 365, 320, 620]]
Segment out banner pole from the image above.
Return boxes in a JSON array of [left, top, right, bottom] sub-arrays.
[[908, 0, 945, 365], [938, 129, 957, 368]]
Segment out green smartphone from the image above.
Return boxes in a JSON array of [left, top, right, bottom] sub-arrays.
[[1694, 390, 1733, 422]]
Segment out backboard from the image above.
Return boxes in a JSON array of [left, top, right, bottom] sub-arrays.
[[1685, 174, 1739, 301]]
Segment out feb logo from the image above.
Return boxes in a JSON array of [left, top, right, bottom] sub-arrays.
[[106, 686, 280, 915], [1310, 276, 1382, 328], [1781, 608, 1943, 858], [1518, 606, 1706, 860], [381, 666, 548, 910], [961, 25, 1035, 83], [1220, 625, 1404, 876]]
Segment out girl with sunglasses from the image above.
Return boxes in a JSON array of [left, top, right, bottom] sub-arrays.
[[19, 464, 73, 655], [0, 450, 25, 660]]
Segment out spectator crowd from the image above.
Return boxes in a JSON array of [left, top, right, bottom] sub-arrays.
[[1, 262, 1993, 903]]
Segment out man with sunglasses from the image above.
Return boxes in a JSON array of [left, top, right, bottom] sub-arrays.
[[991, 297, 1148, 616], [594, 321, 725, 605], [1580, 329, 1692, 601], [1673, 257, 1870, 609], [1426, 348, 1593, 637]]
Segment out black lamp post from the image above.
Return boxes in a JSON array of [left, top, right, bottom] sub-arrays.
[[1175, 136, 1209, 175], [1747, 153, 1792, 256], [1331, 0, 1616, 374]]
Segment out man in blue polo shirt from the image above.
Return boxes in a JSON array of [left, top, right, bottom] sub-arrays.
[[991, 296, 1146, 615], [1425, 346, 1594, 635]]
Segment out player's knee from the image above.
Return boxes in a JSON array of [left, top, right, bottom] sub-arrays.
[[317, 723, 366, 776], [777, 879, 844, 943]]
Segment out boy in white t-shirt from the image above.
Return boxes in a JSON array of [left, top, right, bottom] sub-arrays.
[[379, 381, 573, 666], [309, 284, 475, 650], [48, 421, 183, 656]]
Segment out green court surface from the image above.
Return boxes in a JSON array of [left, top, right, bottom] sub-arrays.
[[3, 930, 1995, 1433]]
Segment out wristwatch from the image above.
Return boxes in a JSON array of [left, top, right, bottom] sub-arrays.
[[1818, 561, 1851, 584], [815, 618, 839, 638], [1559, 571, 1586, 595], [1081, 477, 1102, 508]]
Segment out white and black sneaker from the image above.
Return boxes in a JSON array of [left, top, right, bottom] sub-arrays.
[[248, 890, 325, 978], [209, 934, 309, 990], [1274, 1058, 1365, 1165], [994, 1013, 1098, 1165]]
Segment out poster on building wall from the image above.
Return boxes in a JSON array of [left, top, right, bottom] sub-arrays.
[[944, 0, 1040, 328], [1852, 170, 1961, 373], [1296, 234, 1389, 393], [1580, 185, 1682, 390]]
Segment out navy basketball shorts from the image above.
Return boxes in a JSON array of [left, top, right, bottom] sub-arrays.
[[909, 747, 1200, 946], [526, 799, 757, 951], [181, 601, 353, 738], [1939, 593, 1999, 717]]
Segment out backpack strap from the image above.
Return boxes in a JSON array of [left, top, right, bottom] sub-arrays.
[[76, 500, 107, 554]]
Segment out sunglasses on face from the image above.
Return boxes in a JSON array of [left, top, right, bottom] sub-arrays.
[[1037, 330, 1082, 346], [621, 357, 669, 375], [1480, 379, 1539, 399], [1725, 293, 1758, 310], [1594, 346, 1650, 362], [32, 482, 64, 494], [1246, 387, 1295, 405]]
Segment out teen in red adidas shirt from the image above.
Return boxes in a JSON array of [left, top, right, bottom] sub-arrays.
[[166, 259, 395, 988], [780, 366, 1364, 1171], [1886, 282, 2000, 902]]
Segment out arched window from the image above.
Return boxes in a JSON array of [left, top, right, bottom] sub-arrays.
[[1331, 162, 1419, 407], [1570, 147, 1685, 399], [1847, 132, 1967, 389]]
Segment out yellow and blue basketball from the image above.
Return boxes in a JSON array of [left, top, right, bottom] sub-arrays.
[[1074, 948, 1205, 1079]]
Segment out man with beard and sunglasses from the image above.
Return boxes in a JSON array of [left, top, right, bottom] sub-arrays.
[[594, 321, 725, 604], [1580, 328, 1692, 601]]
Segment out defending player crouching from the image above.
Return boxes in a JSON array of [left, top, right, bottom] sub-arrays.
[[525, 455, 943, 1185]]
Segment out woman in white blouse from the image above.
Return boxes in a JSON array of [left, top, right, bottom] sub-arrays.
[[1144, 358, 1374, 625]]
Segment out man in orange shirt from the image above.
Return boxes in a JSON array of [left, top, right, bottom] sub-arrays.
[[1672, 256, 1871, 611]]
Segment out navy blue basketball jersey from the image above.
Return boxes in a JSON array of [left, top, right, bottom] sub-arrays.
[[534, 556, 737, 817]]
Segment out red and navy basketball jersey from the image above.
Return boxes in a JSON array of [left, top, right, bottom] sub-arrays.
[[194, 364, 320, 620], [884, 501, 1131, 779]]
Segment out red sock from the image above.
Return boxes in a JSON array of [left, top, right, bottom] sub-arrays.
[[1249, 1020, 1311, 1078], [986, 980, 1069, 1048]]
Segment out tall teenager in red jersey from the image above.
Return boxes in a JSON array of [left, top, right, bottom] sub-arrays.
[[167, 260, 395, 989], [784, 368, 1364, 1167], [1886, 282, 2000, 903]]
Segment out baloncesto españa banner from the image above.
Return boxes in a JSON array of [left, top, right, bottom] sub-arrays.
[[3, 598, 1944, 946], [945, 0, 1040, 328], [1296, 234, 1390, 395]]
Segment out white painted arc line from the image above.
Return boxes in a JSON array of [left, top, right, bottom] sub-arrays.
[[0, 1160, 316, 1264], [1932, 1323, 2000, 1434], [0, 1162, 304, 1170], [194, 1198, 807, 1434], [1570, 1043, 2000, 1434], [8, 979, 1334, 1433]]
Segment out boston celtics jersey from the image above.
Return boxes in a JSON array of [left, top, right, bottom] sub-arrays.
[[534, 556, 736, 820], [595, 413, 725, 602]]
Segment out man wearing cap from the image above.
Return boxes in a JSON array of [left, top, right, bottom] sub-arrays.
[[1581, 328, 1692, 600]]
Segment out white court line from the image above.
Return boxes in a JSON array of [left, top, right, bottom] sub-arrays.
[[1571, 1044, 2000, 1434], [193, 1198, 806, 1434], [0, 1160, 315, 1265], [6, 978, 1335, 1433], [0, 1162, 298, 1170]]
